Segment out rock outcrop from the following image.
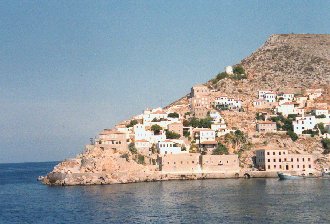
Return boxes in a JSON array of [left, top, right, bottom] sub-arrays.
[[42, 146, 161, 185]]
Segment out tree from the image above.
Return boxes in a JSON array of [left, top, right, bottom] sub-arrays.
[[321, 138, 330, 154], [166, 130, 181, 139], [128, 143, 137, 154], [126, 119, 138, 128], [216, 72, 228, 80], [183, 130, 190, 138], [233, 65, 245, 74], [287, 130, 298, 141], [212, 143, 229, 155], [318, 123, 326, 135], [224, 130, 248, 151], [188, 117, 212, 128], [256, 113, 265, 121], [151, 124, 162, 135], [168, 112, 179, 118]]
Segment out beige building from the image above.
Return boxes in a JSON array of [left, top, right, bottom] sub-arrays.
[[158, 153, 240, 173], [255, 149, 314, 172], [158, 153, 201, 173], [256, 121, 277, 132], [167, 122, 183, 137], [201, 155, 239, 172], [190, 84, 211, 118], [95, 129, 128, 151]]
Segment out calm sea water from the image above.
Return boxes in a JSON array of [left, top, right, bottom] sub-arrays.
[[0, 162, 329, 223]]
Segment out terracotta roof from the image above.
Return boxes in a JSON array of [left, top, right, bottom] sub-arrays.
[[99, 129, 125, 135], [201, 141, 218, 145], [281, 102, 296, 105], [151, 110, 167, 115], [135, 139, 149, 143], [193, 128, 213, 132], [257, 121, 276, 124]]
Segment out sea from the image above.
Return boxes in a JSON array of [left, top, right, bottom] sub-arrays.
[[0, 161, 329, 224]]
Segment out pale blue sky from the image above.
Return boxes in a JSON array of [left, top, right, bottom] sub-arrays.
[[1, 1, 329, 163]]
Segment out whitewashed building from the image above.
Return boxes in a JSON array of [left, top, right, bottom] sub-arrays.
[[293, 116, 317, 135], [276, 102, 296, 116], [157, 140, 186, 154]]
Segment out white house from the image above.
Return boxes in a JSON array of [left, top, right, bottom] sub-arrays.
[[258, 90, 272, 99], [276, 102, 296, 116], [193, 128, 216, 144], [313, 109, 328, 117], [209, 111, 222, 122], [133, 124, 166, 143], [293, 116, 317, 135], [143, 108, 168, 124], [214, 96, 242, 109], [133, 124, 150, 141], [306, 89, 323, 100], [157, 140, 186, 154], [135, 139, 151, 150], [264, 92, 277, 103], [277, 93, 295, 102]]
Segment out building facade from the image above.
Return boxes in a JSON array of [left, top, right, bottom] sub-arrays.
[[255, 149, 314, 172]]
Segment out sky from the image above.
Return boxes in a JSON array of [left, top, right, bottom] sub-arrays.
[[1, 0, 329, 163]]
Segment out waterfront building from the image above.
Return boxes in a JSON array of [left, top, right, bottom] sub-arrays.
[[158, 153, 201, 173], [255, 149, 315, 172], [200, 155, 239, 172]]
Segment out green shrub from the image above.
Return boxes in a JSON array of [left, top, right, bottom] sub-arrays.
[[212, 143, 229, 155], [128, 143, 137, 154], [166, 130, 181, 139], [322, 138, 330, 154], [151, 124, 162, 135], [233, 65, 245, 75], [168, 112, 179, 118], [287, 130, 298, 141], [126, 119, 138, 128]]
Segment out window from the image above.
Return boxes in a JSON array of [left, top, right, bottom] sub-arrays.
[[268, 159, 270, 162], [309, 165, 311, 168], [279, 152, 281, 155], [291, 158, 293, 162], [267, 152, 270, 155], [297, 165, 299, 168], [273, 159, 276, 162], [274, 165, 276, 168], [273, 152, 275, 155], [284, 158, 287, 162], [279, 159, 281, 162], [268, 165, 270, 169], [192, 161, 195, 164], [308, 158, 311, 161], [280, 165, 282, 169], [302, 158, 304, 162]]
